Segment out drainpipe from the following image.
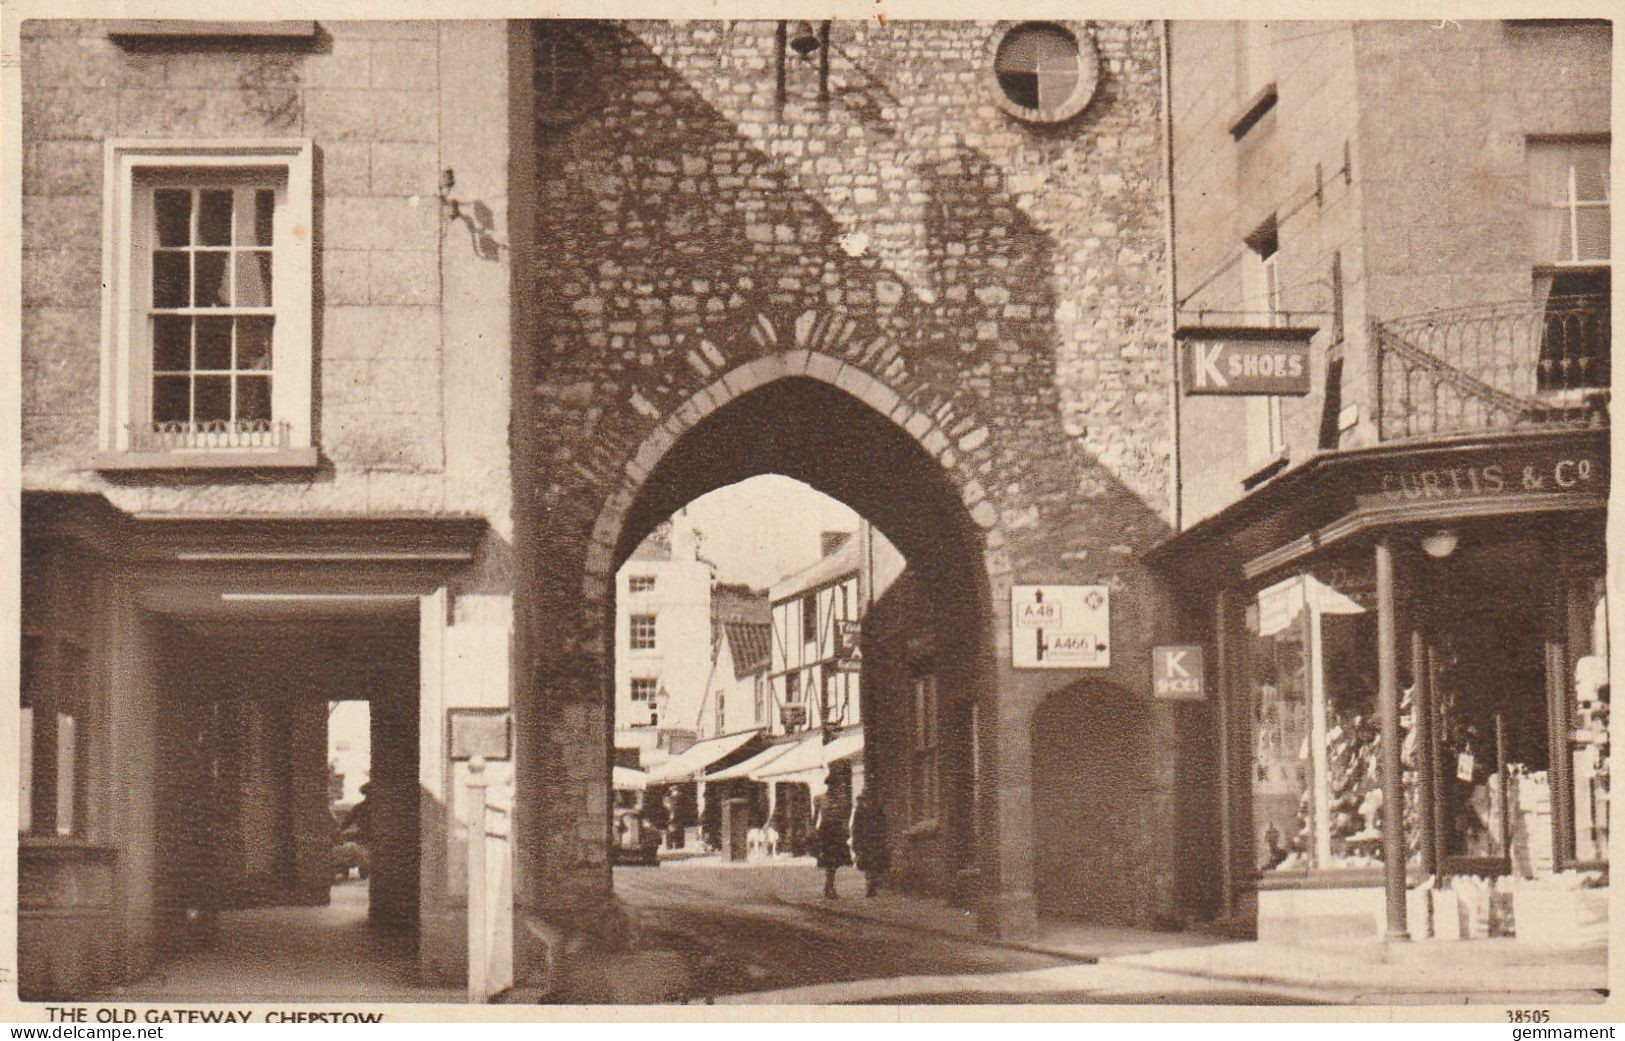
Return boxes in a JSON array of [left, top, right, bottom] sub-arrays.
[[1160, 19, 1183, 533]]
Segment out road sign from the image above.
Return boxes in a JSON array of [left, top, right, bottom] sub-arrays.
[[1011, 585, 1110, 669], [1152, 645, 1205, 700], [834, 620, 862, 673], [1176, 325, 1315, 396]]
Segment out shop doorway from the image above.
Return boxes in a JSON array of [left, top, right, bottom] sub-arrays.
[[1417, 532, 1609, 878], [1427, 557, 1548, 869]]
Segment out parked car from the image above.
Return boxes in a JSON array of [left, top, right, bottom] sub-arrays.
[[611, 809, 661, 866]]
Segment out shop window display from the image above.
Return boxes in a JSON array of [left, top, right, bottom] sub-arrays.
[[1250, 579, 1311, 871], [1570, 579, 1609, 865], [1250, 569, 1418, 875], [1251, 535, 1612, 890]]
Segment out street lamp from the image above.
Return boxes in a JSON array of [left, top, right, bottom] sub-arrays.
[[1420, 529, 1460, 559]]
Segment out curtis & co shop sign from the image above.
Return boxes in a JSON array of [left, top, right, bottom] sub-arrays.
[[1358, 442, 1608, 510]]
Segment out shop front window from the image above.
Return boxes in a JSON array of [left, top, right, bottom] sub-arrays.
[[1250, 566, 1400, 875], [1569, 576, 1610, 865], [1250, 578, 1311, 872]]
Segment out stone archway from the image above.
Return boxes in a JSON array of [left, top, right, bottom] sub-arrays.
[[600, 354, 1007, 916], [590, 339, 1004, 583], [514, 308, 1181, 991]]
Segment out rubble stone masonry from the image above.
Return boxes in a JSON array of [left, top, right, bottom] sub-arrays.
[[514, 19, 1189, 940]]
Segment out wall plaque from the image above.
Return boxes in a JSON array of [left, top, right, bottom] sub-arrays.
[[449, 708, 512, 761]]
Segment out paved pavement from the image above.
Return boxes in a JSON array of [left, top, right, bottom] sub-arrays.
[[1110, 936, 1609, 1006], [604, 857, 1608, 1006], [605, 859, 1326, 1005], [98, 881, 460, 1004], [92, 858, 1608, 1007]]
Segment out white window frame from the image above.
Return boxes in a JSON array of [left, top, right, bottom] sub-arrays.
[[1530, 139, 1610, 269], [100, 139, 315, 468], [629, 613, 657, 651], [629, 677, 659, 727], [628, 575, 657, 594]]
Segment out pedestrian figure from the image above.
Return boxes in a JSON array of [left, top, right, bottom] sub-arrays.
[[813, 792, 852, 899], [850, 790, 889, 897], [663, 787, 684, 851]]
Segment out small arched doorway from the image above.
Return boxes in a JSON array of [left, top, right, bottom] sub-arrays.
[[1031, 682, 1154, 926]]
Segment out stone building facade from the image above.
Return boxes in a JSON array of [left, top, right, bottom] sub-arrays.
[[20, 15, 1230, 998], [511, 18, 1198, 955], [18, 19, 517, 995], [1158, 20, 1611, 944], [1170, 19, 1611, 523]]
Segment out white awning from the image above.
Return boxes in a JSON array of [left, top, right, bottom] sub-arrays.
[[644, 730, 761, 785], [706, 739, 800, 782], [820, 732, 863, 768], [752, 735, 823, 780], [755, 730, 863, 782], [612, 766, 647, 791]]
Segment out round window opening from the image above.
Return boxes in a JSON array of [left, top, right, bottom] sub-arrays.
[[991, 22, 1099, 124]]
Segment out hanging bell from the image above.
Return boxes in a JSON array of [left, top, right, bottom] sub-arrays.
[[789, 21, 821, 58]]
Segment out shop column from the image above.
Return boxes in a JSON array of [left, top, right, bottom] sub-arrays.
[[1375, 536, 1409, 940]]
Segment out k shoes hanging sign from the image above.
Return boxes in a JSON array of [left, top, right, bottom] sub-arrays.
[[1177, 325, 1316, 396]]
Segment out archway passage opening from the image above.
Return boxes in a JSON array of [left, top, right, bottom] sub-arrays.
[[602, 376, 995, 967], [110, 612, 426, 1001]]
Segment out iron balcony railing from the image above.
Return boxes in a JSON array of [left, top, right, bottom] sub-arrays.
[[127, 419, 292, 452], [1374, 295, 1610, 441]]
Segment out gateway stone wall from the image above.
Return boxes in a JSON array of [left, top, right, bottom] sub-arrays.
[[515, 19, 1192, 939]]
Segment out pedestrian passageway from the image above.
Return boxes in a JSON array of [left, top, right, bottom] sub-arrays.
[[101, 882, 458, 1004]]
